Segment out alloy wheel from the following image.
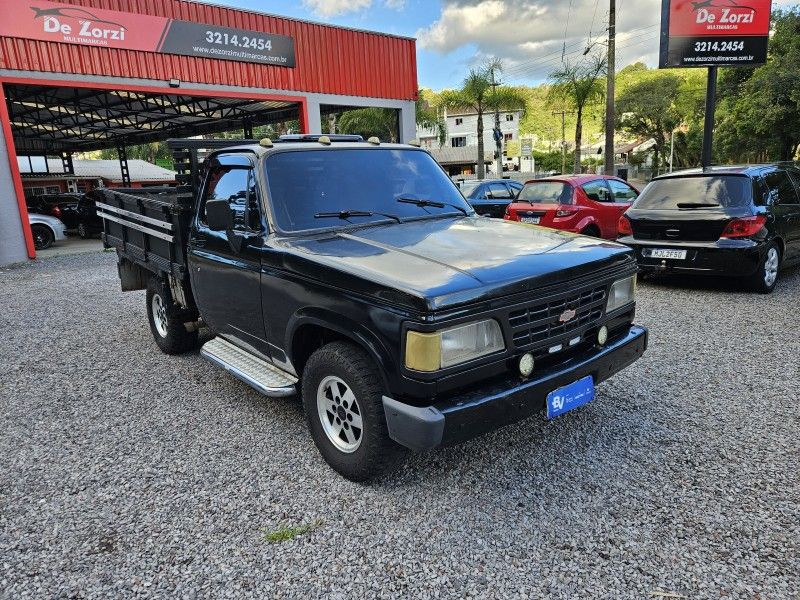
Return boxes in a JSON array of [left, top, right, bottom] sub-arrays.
[[764, 247, 779, 287], [316, 375, 363, 453], [151, 293, 169, 338]]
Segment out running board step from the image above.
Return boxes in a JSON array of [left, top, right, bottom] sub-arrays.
[[201, 337, 298, 398]]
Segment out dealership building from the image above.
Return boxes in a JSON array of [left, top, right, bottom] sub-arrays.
[[0, 0, 418, 265]]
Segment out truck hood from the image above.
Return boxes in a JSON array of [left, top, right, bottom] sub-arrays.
[[274, 217, 635, 311]]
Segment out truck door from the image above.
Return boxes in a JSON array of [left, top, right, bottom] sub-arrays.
[[188, 153, 269, 357]]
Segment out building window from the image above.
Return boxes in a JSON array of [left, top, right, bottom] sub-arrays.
[[455, 118, 463, 126], [451, 137, 467, 148], [506, 114, 514, 122], [504, 133, 513, 142]]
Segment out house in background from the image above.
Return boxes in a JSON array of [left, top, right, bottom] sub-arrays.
[[18, 157, 177, 199], [417, 109, 523, 174]]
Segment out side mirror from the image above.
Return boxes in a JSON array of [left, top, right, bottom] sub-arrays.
[[206, 199, 231, 232]]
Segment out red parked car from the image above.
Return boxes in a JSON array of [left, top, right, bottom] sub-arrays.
[[504, 175, 640, 239]]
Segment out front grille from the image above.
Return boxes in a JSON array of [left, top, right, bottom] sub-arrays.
[[508, 285, 607, 351]]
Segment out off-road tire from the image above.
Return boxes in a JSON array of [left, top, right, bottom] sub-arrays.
[[31, 224, 54, 250], [747, 241, 781, 294], [302, 342, 402, 482], [145, 277, 199, 354]]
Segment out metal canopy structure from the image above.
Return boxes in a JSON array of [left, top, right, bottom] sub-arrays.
[[6, 84, 300, 154]]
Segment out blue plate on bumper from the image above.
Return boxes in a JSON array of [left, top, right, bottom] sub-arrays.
[[546, 375, 595, 420]]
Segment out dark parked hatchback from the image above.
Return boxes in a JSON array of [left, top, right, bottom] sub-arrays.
[[618, 165, 800, 292], [460, 179, 523, 218]]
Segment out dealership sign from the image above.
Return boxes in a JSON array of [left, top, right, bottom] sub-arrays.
[[0, 1, 296, 67], [659, 0, 772, 68]]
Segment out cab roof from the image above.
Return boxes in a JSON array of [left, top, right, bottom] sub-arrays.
[[220, 134, 421, 157]]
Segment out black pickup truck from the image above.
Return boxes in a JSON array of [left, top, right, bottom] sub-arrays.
[[100, 135, 647, 481]]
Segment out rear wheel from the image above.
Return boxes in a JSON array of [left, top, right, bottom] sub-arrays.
[[581, 225, 601, 238], [747, 242, 781, 294], [145, 278, 199, 354], [302, 341, 401, 482], [31, 224, 54, 250]]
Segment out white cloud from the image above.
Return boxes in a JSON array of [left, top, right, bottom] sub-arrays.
[[302, 0, 405, 17], [303, 0, 372, 18], [419, 0, 796, 83]]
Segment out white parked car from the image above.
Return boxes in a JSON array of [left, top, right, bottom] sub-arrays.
[[28, 213, 67, 250]]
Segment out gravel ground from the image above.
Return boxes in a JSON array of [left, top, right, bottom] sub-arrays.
[[0, 251, 798, 599]]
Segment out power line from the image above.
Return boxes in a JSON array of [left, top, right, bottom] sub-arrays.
[[562, 0, 575, 63]]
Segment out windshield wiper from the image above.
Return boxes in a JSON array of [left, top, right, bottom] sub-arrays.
[[676, 202, 721, 209], [314, 210, 402, 224], [396, 195, 470, 216]]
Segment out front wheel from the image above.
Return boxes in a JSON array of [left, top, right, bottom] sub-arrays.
[[145, 278, 199, 354], [302, 342, 401, 482], [77, 222, 90, 239], [747, 242, 781, 294], [31, 224, 54, 250]]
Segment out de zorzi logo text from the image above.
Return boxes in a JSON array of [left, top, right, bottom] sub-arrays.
[[31, 5, 127, 42]]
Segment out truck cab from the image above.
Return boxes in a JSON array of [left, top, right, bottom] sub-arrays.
[[102, 135, 648, 481]]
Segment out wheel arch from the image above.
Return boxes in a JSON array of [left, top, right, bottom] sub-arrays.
[[286, 310, 395, 389]]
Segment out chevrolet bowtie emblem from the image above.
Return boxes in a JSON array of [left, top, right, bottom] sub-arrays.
[[559, 308, 577, 323]]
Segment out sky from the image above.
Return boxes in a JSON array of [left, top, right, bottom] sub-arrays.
[[212, 0, 796, 90]]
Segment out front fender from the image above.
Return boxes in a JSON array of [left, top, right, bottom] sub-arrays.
[[285, 307, 398, 391]]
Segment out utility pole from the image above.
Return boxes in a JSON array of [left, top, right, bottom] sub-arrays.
[[701, 66, 718, 170], [553, 110, 568, 174], [604, 0, 616, 176], [490, 66, 503, 177]]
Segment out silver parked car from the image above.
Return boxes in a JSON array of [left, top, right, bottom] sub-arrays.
[[28, 213, 67, 250]]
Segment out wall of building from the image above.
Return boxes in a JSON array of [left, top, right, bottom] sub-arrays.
[[0, 127, 29, 265]]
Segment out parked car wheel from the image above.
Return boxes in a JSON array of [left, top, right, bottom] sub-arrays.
[[77, 222, 91, 239], [30, 224, 54, 250], [146, 278, 199, 354], [581, 224, 601, 238], [302, 341, 401, 482], [747, 242, 781, 294]]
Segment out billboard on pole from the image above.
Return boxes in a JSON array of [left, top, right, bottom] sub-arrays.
[[659, 0, 772, 68]]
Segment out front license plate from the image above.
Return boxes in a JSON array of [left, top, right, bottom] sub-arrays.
[[521, 216, 540, 224], [650, 248, 687, 260], [546, 375, 595, 420]]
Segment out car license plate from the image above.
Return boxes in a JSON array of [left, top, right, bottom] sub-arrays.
[[546, 375, 595, 420], [521, 216, 540, 224], [650, 248, 687, 260]]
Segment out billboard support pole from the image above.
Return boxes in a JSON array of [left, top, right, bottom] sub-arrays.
[[701, 66, 718, 170]]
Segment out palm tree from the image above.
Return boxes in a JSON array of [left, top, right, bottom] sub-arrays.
[[548, 53, 607, 174], [441, 59, 527, 180]]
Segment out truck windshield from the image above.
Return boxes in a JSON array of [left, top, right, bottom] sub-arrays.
[[264, 148, 473, 232], [635, 176, 752, 210]]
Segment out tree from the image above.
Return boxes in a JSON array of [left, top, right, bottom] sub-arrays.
[[337, 107, 400, 142], [616, 72, 682, 175], [716, 8, 800, 162], [548, 53, 606, 174], [440, 59, 526, 179], [416, 94, 446, 147]]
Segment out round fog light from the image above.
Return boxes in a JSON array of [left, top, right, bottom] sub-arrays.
[[597, 325, 609, 346], [519, 353, 535, 377]]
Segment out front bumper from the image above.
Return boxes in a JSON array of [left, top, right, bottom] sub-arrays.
[[618, 236, 765, 276], [382, 325, 648, 450]]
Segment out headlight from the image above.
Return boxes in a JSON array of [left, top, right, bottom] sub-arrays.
[[606, 275, 636, 313], [405, 319, 505, 372]]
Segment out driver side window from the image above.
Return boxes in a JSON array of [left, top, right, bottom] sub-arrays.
[[608, 179, 638, 202], [201, 164, 261, 232]]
